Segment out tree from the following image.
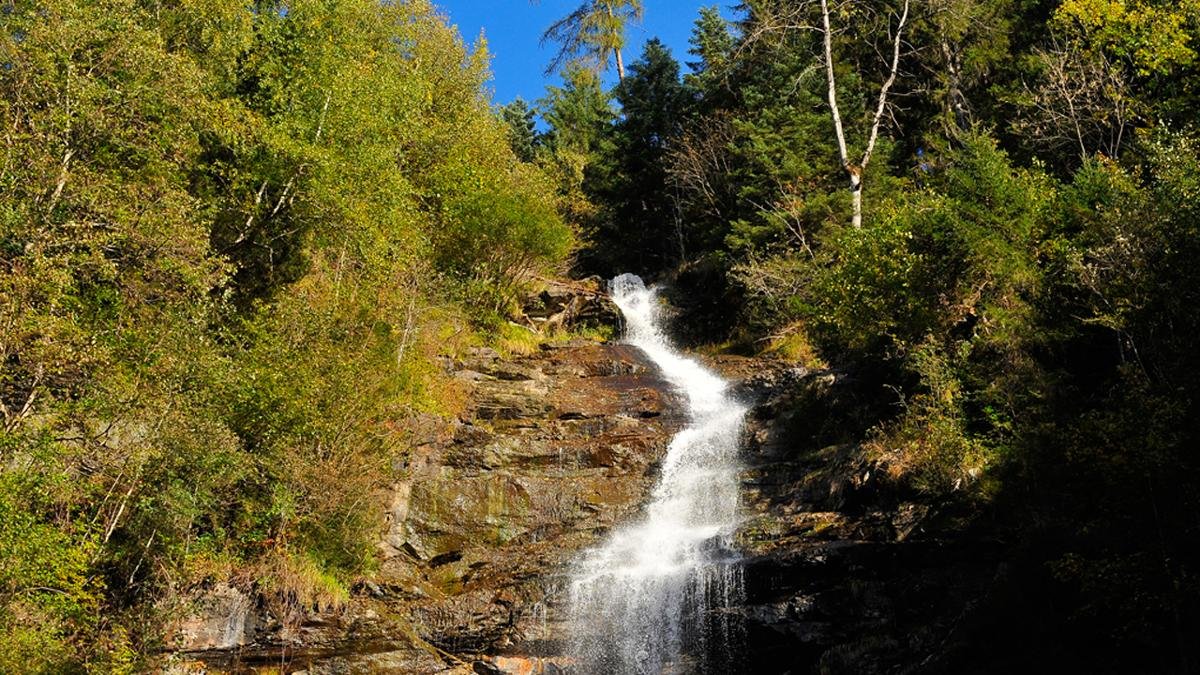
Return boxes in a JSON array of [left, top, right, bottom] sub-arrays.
[[582, 39, 690, 274], [820, 0, 910, 228], [538, 66, 615, 225], [499, 98, 539, 162], [685, 6, 736, 97], [540, 67, 614, 157], [741, 0, 912, 228], [0, 0, 573, 666], [541, 0, 645, 80], [1014, 40, 1135, 159], [1012, 0, 1200, 162], [907, 0, 1016, 140], [686, 4, 843, 256]]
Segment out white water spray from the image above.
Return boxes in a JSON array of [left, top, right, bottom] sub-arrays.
[[566, 274, 745, 674]]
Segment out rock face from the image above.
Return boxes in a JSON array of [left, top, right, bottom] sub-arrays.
[[721, 359, 1004, 675], [168, 283, 999, 674], [168, 329, 685, 672], [381, 339, 685, 659], [170, 584, 259, 652]]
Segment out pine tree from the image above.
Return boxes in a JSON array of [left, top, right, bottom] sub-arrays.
[[583, 39, 690, 275], [540, 67, 614, 158], [685, 6, 735, 97]]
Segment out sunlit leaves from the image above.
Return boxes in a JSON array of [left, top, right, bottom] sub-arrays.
[[1, 0, 571, 666]]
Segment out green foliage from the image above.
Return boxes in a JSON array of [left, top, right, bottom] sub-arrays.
[[809, 135, 1050, 356], [1053, 0, 1200, 76], [1, 0, 569, 664], [537, 67, 615, 227], [432, 164, 573, 315], [0, 469, 100, 672], [546, 0, 1200, 664], [541, 0, 645, 77], [499, 98, 540, 163], [579, 38, 691, 275], [810, 202, 955, 355], [865, 341, 989, 494]]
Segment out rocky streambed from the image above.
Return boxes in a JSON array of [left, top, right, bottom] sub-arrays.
[[167, 282, 1005, 674]]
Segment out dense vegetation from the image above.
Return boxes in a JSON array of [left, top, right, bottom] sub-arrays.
[[0, 0, 570, 669], [518, 0, 1200, 669], [5, 0, 1200, 669]]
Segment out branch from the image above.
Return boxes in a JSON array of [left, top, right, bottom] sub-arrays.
[[46, 148, 74, 213], [234, 180, 269, 246], [540, 5, 594, 76], [3, 367, 43, 433], [861, 0, 910, 171], [311, 91, 332, 147]]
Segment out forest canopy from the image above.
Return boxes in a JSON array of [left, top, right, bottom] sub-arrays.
[[0, 0, 570, 668], [2, 0, 1200, 669], [514, 0, 1200, 668]]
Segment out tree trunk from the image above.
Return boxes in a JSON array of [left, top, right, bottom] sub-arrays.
[[819, 0, 908, 229], [850, 172, 863, 229], [604, 2, 626, 82], [820, 0, 855, 227]]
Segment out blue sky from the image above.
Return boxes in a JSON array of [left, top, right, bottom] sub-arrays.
[[433, 1, 736, 106]]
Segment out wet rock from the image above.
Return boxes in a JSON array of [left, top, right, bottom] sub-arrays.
[[378, 341, 685, 662], [477, 362, 545, 382], [729, 366, 1007, 675], [891, 502, 931, 542], [166, 291, 996, 674], [170, 583, 260, 652]]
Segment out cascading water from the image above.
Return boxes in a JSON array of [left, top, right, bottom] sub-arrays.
[[566, 274, 745, 674]]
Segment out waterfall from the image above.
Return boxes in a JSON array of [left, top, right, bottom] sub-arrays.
[[566, 274, 745, 674]]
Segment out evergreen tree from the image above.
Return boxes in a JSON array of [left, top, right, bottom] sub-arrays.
[[540, 68, 614, 158], [582, 39, 690, 275], [684, 6, 736, 100], [499, 97, 539, 163], [542, 0, 1200, 667], [538, 67, 615, 226], [541, 0, 645, 80]]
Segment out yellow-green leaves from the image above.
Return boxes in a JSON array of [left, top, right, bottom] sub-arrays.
[[1053, 0, 1200, 76], [1, 0, 571, 666]]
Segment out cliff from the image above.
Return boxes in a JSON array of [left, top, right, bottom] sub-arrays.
[[166, 284, 1006, 674], [168, 283, 685, 672]]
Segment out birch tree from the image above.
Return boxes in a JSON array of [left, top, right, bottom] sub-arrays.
[[742, 0, 911, 228], [824, 0, 908, 228]]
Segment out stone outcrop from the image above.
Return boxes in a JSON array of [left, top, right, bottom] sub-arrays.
[[170, 584, 259, 653], [722, 360, 1004, 675], [521, 277, 620, 335], [167, 303, 684, 672], [380, 339, 685, 660]]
